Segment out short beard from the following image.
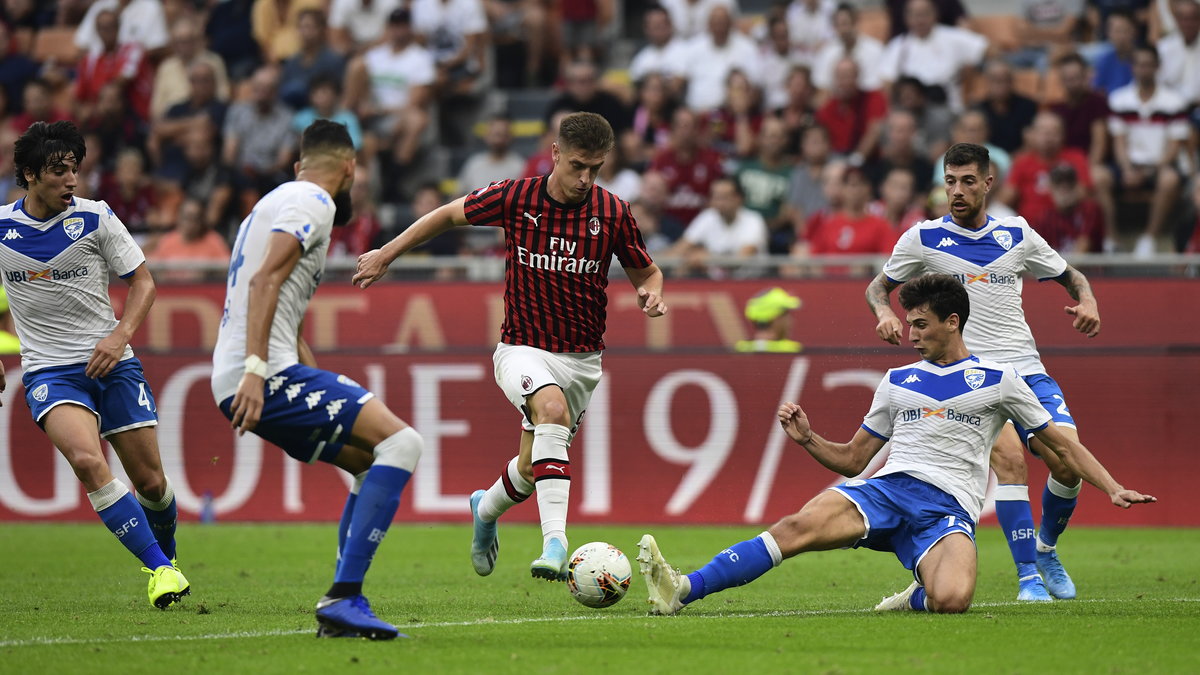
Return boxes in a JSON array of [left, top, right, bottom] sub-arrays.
[[332, 190, 353, 227]]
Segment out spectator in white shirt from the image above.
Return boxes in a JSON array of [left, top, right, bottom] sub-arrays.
[[670, 176, 769, 275], [1108, 44, 1192, 256], [329, 0, 404, 52], [629, 4, 689, 87], [786, 0, 835, 65], [457, 115, 526, 188], [812, 3, 886, 92], [680, 4, 760, 111], [878, 0, 989, 112], [660, 0, 738, 40], [344, 8, 436, 167], [1157, 0, 1200, 108], [411, 0, 489, 95], [760, 15, 804, 110], [74, 0, 169, 58]]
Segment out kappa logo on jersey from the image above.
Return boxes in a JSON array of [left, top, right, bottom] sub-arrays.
[[936, 237, 957, 248], [964, 368, 985, 390], [63, 217, 85, 241], [312, 192, 329, 206], [2, 229, 20, 240], [902, 373, 922, 384], [521, 375, 533, 391], [523, 211, 543, 227], [588, 217, 601, 236], [992, 230, 1013, 250], [32, 384, 48, 402]]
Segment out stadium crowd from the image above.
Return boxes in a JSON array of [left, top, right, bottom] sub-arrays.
[[1, 0, 1198, 276]]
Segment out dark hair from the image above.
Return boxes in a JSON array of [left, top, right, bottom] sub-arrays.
[[557, 112, 615, 154], [834, 2, 857, 19], [300, 119, 353, 157], [943, 142, 990, 174], [713, 175, 743, 197], [308, 73, 342, 96], [898, 273, 969, 331], [14, 120, 86, 190], [297, 7, 326, 27], [1054, 52, 1088, 70], [1133, 44, 1160, 65]]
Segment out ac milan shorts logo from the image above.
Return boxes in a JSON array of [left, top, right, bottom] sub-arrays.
[[521, 375, 533, 391]]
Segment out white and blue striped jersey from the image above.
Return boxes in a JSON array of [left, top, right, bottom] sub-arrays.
[[883, 215, 1068, 376], [0, 197, 144, 372], [863, 355, 1052, 521], [212, 181, 336, 402]]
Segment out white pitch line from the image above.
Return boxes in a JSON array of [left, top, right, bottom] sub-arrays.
[[2, 597, 1196, 649]]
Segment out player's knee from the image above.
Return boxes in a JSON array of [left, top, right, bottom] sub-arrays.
[[61, 447, 108, 483], [532, 398, 570, 426], [373, 426, 422, 472], [768, 513, 809, 555], [131, 473, 167, 501], [927, 589, 973, 614]]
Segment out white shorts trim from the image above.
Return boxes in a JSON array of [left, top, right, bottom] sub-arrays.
[[100, 419, 159, 439], [34, 399, 98, 424], [827, 487, 871, 544]]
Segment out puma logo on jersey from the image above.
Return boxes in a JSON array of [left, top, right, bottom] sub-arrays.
[[3, 230, 21, 240], [936, 237, 957, 248], [902, 373, 921, 384], [523, 211, 542, 227], [544, 464, 567, 474]]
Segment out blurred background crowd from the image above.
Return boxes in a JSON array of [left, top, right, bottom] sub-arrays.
[[2, 0, 1198, 280]]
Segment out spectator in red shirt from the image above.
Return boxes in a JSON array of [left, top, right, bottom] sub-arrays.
[[97, 147, 165, 248], [1033, 164, 1106, 254], [706, 69, 764, 159], [1050, 51, 1116, 247], [869, 166, 928, 233], [9, 78, 70, 134], [815, 57, 888, 162], [523, 110, 567, 178], [802, 166, 897, 255], [999, 111, 1093, 221], [649, 107, 725, 227], [74, 8, 153, 122]]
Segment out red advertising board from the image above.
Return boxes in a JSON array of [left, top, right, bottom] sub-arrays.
[[2, 351, 1195, 526]]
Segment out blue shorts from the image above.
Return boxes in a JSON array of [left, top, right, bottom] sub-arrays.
[[217, 364, 374, 464], [1012, 373, 1076, 442], [23, 358, 158, 438], [830, 473, 976, 582]]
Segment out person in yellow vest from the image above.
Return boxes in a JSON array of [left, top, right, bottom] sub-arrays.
[[735, 287, 803, 353], [0, 286, 20, 354]]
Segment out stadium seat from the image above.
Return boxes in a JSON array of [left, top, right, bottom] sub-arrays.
[[31, 26, 78, 65]]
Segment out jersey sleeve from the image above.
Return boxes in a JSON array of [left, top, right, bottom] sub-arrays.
[[615, 202, 654, 269], [999, 365, 1052, 433], [881, 226, 925, 283], [462, 179, 512, 228], [270, 191, 332, 253], [860, 373, 894, 441], [97, 201, 146, 278], [1020, 219, 1069, 280]]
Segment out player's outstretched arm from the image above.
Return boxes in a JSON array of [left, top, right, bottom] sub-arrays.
[[865, 273, 903, 345], [353, 197, 470, 289], [1031, 423, 1156, 508], [1053, 265, 1101, 338], [625, 263, 667, 317], [778, 402, 887, 477], [87, 263, 156, 379]]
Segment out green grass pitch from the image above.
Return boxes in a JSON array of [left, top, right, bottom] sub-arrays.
[[1, 523, 1197, 674]]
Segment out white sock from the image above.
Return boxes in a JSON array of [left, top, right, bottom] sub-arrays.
[[531, 423, 572, 548], [136, 478, 175, 511], [478, 456, 533, 523]]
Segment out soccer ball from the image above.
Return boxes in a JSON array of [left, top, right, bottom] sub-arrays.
[[566, 542, 632, 608]]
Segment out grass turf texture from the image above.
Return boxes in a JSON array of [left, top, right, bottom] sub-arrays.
[[1, 523, 1197, 674]]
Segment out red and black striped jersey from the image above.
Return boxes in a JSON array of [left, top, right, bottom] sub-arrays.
[[463, 175, 654, 352]]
